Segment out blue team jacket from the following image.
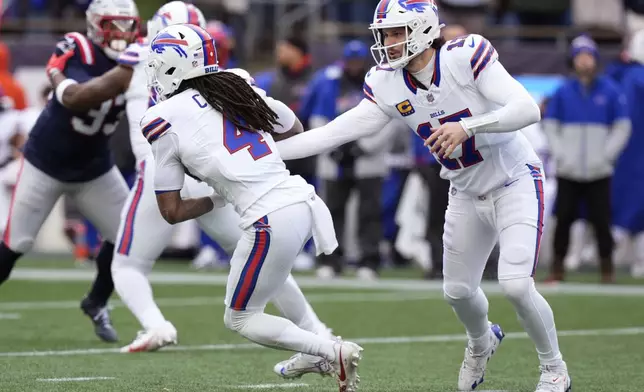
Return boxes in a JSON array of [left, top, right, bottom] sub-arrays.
[[613, 65, 644, 232]]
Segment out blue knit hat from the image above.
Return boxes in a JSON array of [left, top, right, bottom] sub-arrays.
[[570, 34, 599, 60], [343, 40, 369, 59]]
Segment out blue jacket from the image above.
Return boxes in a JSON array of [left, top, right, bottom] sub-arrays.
[[307, 64, 395, 180], [542, 75, 631, 181], [613, 65, 644, 232], [307, 65, 364, 120]]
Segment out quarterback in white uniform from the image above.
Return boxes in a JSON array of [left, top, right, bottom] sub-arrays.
[[49, 1, 337, 361], [276, 1, 571, 391], [145, 24, 363, 392]]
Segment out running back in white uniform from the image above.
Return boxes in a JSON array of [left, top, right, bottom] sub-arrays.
[[113, 40, 241, 265], [112, 7, 339, 363], [149, 89, 319, 229], [141, 22, 359, 388]]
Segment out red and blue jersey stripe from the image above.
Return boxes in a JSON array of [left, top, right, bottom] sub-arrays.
[[527, 164, 545, 276], [402, 69, 418, 94], [142, 117, 171, 143], [117, 160, 146, 256], [230, 216, 271, 311], [470, 38, 496, 81], [363, 82, 376, 103]]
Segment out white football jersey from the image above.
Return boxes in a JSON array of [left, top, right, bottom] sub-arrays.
[[142, 88, 314, 228], [117, 40, 153, 163], [365, 34, 539, 195]]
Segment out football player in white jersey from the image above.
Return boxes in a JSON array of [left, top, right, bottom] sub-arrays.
[[47, 1, 338, 361], [144, 24, 363, 391], [275, 1, 571, 391]]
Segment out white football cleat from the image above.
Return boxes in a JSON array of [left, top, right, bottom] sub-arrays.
[[356, 267, 378, 281], [331, 340, 363, 392], [120, 321, 177, 353], [316, 266, 336, 280], [535, 362, 572, 392], [273, 353, 334, 379], [458, 323, 505, 391]]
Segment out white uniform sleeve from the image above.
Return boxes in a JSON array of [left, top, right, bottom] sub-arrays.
[[126, 95, 149, 138], [126, 84, 151, 161], [276, 99, 391, 160], [151, 132, 185, 193], [121, 42, 155, 161], [447, 34, 540, 136]]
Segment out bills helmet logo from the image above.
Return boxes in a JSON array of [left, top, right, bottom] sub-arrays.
[[377, 0, 437, 19], [399, 0, 435, 13], [151, 32, 188, 58]]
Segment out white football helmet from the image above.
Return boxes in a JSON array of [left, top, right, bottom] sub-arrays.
[[369, 0, 444, 69], [147, 1, 207, 41], [86, 0, 140, 60], [147, 24, 219, 101]]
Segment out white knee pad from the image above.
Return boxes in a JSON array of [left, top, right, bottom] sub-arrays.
[[224, 307, 259, 332], [443, 280, 477, 303], [498, 276, 534, 304], [111, 253, 154, 276], [499, 242, 534, 280]]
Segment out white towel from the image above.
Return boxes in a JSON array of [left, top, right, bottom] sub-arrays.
[[305, 193, 338, 256]]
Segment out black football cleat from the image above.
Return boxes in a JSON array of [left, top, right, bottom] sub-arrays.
[[80, 297, 118, 343]]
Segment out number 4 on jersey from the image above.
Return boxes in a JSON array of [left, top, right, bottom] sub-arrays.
[[416, 108, 484, 170], [222, 118, 272, 160]]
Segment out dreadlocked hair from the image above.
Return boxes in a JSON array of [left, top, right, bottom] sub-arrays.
[[178, 71, 280, 133]]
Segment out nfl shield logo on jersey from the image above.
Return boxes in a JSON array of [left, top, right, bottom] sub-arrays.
[[426, 93, 435, 103]]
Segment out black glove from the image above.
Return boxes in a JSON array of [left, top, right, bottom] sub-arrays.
[[347, 142, 365, 159], [331, 142, 364, 162], [329, 148, 345, 163]]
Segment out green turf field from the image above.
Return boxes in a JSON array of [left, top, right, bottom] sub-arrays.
[[1, 259, 643, 391]]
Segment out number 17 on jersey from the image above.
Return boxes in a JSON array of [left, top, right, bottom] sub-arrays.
[[416, 108, 484, 170]]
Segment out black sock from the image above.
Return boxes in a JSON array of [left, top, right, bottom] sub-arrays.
[[0, 242, 22, 285], [86, 241, 115, 306]]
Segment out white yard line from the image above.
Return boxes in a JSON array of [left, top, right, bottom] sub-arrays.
[[9, 267, 644, 296], [37, 377, 115, 382], [1, 327, 642, 358], [0, 313, 20, 319], [228, 383, 309, 389], [0, 291, 441, 311], [3, 277, 644, 312]]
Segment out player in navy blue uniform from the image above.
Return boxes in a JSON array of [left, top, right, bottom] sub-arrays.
[[0, 0, 140, 343]]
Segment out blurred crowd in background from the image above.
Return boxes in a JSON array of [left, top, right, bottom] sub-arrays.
[[0, 0, 643, 284]]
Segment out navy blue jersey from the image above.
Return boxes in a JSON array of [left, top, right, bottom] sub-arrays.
[[24, 33, 125, 182]]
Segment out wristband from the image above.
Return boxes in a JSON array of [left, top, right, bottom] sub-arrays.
[[55, 79, 78, 105]]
